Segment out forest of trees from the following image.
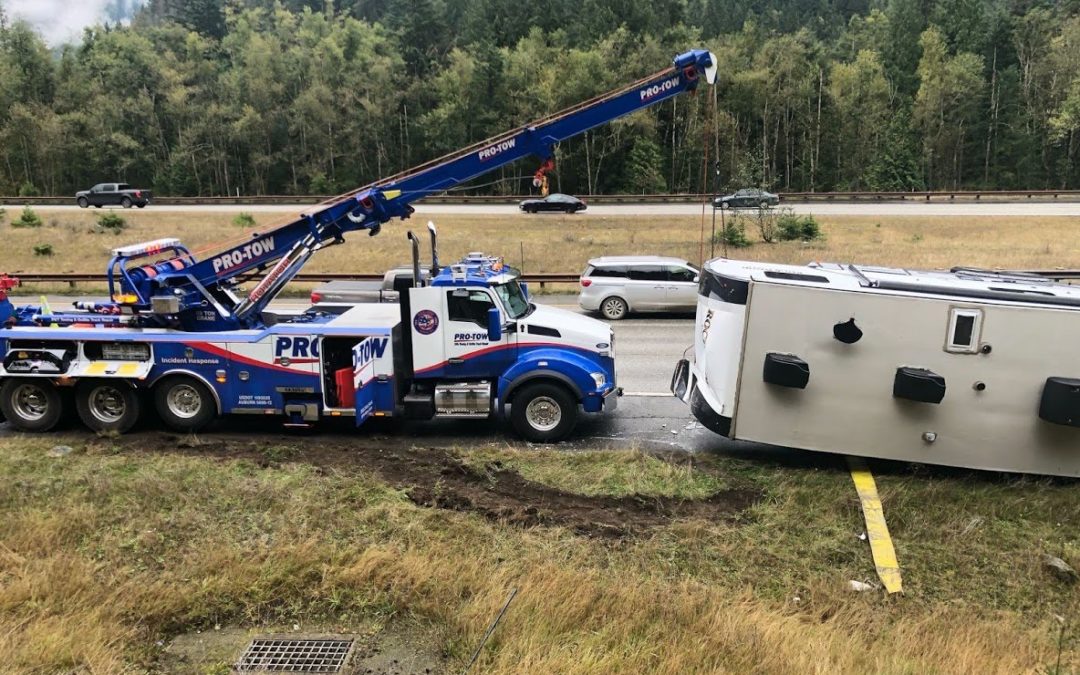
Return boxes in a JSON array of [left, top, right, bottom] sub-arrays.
[[0, 0, 1078, 197]]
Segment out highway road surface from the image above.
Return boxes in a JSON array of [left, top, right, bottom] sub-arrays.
[[24, 201, 1080, 217]]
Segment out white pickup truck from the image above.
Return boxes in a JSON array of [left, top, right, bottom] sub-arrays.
[[310, 267, 431, 305]]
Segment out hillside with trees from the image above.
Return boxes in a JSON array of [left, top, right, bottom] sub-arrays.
[[0, 0, 1078, 196]]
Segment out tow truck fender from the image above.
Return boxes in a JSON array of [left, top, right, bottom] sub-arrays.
[[497, 348, 599, 412], [146, 369, 224, 415]]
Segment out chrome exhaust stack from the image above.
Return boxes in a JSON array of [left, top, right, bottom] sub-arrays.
[[407, 231, 423, 287], [427, 221, 440, 277]]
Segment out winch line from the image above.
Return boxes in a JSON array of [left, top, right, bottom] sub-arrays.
[[848, 457, 903, 594]]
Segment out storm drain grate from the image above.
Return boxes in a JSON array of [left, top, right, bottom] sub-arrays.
[[235, 638, 354, 673]]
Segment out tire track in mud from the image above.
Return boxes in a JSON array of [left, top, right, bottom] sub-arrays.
[[138, 434, 761, 538]]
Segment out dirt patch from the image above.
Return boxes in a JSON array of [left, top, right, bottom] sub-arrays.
[[400, 455, 758, 538], [123, 434, 760, 538], [351, 623, 444, 675]]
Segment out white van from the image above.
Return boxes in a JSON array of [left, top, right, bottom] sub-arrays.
[[578, 256, 699, 320]]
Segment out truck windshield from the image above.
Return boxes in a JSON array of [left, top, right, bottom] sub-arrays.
[[494, 281, 531, 319]]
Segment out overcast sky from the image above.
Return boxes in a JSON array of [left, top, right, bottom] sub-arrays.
[[5, 0, 139, 45]]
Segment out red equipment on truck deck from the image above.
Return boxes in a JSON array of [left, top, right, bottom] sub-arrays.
[[335, 367, 355, 408]]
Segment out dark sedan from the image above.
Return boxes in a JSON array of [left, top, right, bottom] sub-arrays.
[[713, 188, 779, 209], [519, 193, 586, 213]]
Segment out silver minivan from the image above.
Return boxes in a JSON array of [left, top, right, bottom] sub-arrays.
[[578, 256, 700, 320]]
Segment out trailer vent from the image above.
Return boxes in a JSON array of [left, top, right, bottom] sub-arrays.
[[763, 353, 810, 389], [235, 638, 354, 673], [894, 367, 946, 404], [1039, 377, 1080, 428]]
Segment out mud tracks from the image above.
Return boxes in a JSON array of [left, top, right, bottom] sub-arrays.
[[151, 435, 761, 538]]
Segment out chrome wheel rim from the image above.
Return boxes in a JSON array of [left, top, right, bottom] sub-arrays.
[[602, 298, 625, 319], [525, 396, 561, 431], [167, 384, 202, 419], [12, 384, 49, 422], [88, 385, 126, 424]]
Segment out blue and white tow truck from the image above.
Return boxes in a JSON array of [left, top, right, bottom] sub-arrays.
[[0, 48, 717, 441]]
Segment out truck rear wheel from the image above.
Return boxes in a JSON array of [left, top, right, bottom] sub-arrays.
[[154, 376, 215, 433], [121, 197, 133, 208], [0, 378, 63, 432], [511, 382, 577, 443], [76, 380, 141, 433]]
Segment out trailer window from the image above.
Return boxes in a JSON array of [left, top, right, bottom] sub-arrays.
[[946, 308, 983, 353]]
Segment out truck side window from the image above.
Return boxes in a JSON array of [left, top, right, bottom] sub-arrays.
[[447, 290, 494, 326]]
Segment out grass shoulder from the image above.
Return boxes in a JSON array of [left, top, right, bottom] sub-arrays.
[[0, 434, 1075, 673]]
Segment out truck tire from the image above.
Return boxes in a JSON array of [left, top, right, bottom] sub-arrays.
[[154, 376, 216, 433], [600, 296, 628, 320], [121, 197, 133, 208], [0, 378, 63, 432], [77, 197, 88, 208], [75, 380, 141, 433], [511, 382, 577, 442]]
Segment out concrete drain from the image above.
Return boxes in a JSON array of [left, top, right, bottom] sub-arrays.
[[236, 638, 355, 673]]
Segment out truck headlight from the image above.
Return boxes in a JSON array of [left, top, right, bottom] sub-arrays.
[[590, 372, 606, 388]]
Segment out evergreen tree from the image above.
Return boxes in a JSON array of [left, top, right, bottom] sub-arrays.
[[620, 137, 667, 194]]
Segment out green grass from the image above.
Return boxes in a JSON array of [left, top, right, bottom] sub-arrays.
[[459, 447, 731, 498], [0, 434, 1075, 673]]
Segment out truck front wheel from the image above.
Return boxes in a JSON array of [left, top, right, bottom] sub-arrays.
[[0, 378, 63, 432], [154, 376, 216, 433], [511, 382, 577, 443], [76, 380, 141, 433]]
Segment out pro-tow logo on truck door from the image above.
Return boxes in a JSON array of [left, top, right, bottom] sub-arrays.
[[352, 336, 389, 424], [352, 335, 389, 393]]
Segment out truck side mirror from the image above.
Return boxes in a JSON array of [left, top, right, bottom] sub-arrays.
[[487, 307, 502, 342], [520, 282, 530, 300]]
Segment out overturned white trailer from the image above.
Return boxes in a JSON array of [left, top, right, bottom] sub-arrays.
[[672, 260, 1080, 477]]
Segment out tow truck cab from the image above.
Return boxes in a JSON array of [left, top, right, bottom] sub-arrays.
[[395, 250, 619, 441]]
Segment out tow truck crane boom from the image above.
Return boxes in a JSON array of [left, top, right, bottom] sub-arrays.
[[12, 49, 717, 332]]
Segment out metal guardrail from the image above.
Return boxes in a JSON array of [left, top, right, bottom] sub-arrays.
[[3, 190, 1080, 206], [11, 272, 583, 290], [10, 270, 1079, 290]]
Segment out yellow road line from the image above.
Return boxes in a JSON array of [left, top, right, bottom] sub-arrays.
[[848, 457, 903, 594]]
